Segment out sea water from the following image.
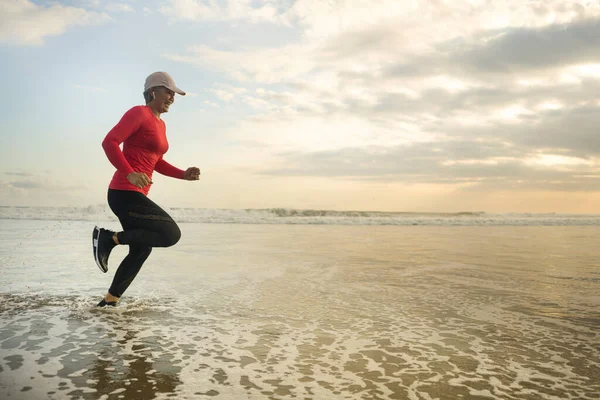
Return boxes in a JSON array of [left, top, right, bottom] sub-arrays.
[[0, 210, 599, 399]]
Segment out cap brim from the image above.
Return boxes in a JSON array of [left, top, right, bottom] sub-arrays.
[[164, 85, 185, 96]]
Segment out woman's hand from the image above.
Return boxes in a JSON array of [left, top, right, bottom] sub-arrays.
[[127, 172, 153, 188], [184, 167, 201, 181]]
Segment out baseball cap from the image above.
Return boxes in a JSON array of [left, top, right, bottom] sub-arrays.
[[144, 71, 186, 96]]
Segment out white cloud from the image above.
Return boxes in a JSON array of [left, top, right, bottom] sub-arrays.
[[537, 101, 564, 111], [162, 0, 600, 191], [524, 154, 596, 169], [159, 0, 600, 51], [422, 76, 473, 94], [229, 111, 431, 155], [164, 43, 316, 83], [568, 63, 600, 78], [106, 3, 135, 13], [203, 100, 220, 107], [209, 84, 248, 102], [163, 1, 600, 105], [2, 170, 82, 192], [160, 0, 286, 23], [243, 95, 278, 111], [289, 0, 597, 42], [165, 0, 600, 83], [0, 0, 111, 46]]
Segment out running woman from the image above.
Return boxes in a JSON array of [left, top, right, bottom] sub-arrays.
[[92, 71, 200, 307]]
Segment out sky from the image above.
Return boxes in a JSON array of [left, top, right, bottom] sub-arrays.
[[2, 0, 600, 213]]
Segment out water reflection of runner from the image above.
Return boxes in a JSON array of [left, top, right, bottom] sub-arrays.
[[92, 71, 200, 307]]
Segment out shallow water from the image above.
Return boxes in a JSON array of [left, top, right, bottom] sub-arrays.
[[0, 220, 599, 399]]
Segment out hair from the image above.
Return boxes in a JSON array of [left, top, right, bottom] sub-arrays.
[[143, 88, 154, 104]]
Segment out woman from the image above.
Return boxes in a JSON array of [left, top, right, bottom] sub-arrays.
[[92, 71, 200, 307]]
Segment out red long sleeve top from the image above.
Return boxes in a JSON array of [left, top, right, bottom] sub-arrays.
[[102, 105, 185, 196]]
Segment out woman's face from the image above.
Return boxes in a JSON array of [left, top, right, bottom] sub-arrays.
[[151, 86, 176, 113]]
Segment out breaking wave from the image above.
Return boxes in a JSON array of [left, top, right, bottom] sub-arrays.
[[1, 206, 599, 226]]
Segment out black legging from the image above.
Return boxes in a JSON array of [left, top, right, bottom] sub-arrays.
[[107, 189, 181, 297]]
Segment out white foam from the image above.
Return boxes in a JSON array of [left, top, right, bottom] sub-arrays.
[[1, 205, 600, 226]]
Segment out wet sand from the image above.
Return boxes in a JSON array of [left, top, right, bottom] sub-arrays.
[[1, 220, 599, 399]]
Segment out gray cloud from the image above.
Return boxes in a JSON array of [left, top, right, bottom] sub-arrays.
[[385, 17, 600, 79], [279, 69, 600, 133], [513, 106, 600, 155], [174, 8, 600, 194], [259, 139, 600, 191], [252, 16, 600, 191], [2, 172, 82, 192], [361, 79, 600, 121], [10, 180, 44, 189], [4, 172, 34, 177], [458, 18, 600, 74], [282, 70, 600, 162], [426, 104, 600, 158]]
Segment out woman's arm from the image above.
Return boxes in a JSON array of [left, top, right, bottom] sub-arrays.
[[155, 156, 186, 179], [101, 108, 143, 176]]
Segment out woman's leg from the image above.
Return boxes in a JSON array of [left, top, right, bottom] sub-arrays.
[[100, 189, 181, 303], [108, 190, 181, 249], [108, 245, 152, 298]]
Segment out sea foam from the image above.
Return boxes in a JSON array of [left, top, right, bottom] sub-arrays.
[[0, 205, 599, 226]]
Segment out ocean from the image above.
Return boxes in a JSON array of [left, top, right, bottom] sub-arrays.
[[0, 207, 599, 399]]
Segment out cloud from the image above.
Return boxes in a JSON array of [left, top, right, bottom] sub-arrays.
[[203, 100, 219, 107], [160, 0, 289, 23], [463, 20, 600, 73], [158, 0, 595, 33], [259, 142, 600, 191], [471, 104, 600, 158], [77, 0, 134, 13], [0, 0, 111, 46], [163, 43, 316, 84], [209, 84, 248, 102], [4, 171, 34, 177], [384, 18, 600, 80], [1, 170, 82, 192], [163, 0, 600, 193], [290, 0, 596, 42], [225, 84, 600, 190], [164, 10, 600, 89], [0, 178, 87, 207], [105, 3, 135, 13], [339, 73, 600, 125], [10, 180, 44, 189], [7, 179, 81, 192]]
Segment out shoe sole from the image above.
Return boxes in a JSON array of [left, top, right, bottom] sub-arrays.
[[93, 226, 108, 273]]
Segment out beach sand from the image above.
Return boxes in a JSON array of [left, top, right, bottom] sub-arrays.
[[1, 220, 599, 399]]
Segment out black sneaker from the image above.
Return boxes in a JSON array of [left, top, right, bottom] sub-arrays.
[[96, 299, 118, 307], [92, 226, 116, 273]]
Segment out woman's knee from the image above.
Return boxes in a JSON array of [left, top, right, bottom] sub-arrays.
[[163, 224, 181, 247]]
